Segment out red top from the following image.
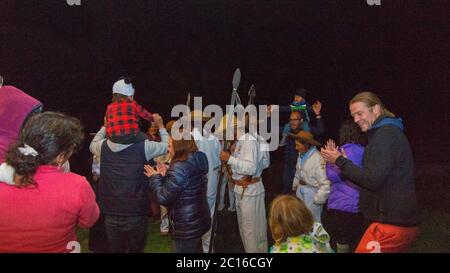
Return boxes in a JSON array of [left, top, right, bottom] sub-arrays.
[[0, 165, 99, 253], [105, 100, 154, 139]]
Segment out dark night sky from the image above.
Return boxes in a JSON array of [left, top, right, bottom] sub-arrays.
[[1, 0, 449, 171]]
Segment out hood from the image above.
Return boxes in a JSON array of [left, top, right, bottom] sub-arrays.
[[371, 116, 404, 131], [0, 86, 43, 163]]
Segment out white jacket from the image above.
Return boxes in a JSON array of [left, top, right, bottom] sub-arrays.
[[227, 133, 270, 196], [293, 147, 331, 204]]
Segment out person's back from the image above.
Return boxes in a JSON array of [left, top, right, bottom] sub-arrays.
[[326, 143, 364, 212], [151, 151, 211, 239], [323, 120, 366, 252], [99, 140, 149, 215], [269, 222, 333, 253], [0, 168, 98, 252], [0, 112, 99, 253], [269, 194, 333, 253], [105, 77, 154, 144]]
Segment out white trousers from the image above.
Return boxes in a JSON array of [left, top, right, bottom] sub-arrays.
[[202, 167, 220, 253], [235, 188, 268, 253], [296, 185, 323, 223]]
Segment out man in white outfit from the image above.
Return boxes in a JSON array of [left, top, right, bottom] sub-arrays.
[[220, 115, 270, 253]]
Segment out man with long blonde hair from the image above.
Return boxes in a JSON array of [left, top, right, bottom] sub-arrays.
[[321, 91, 420, 253]]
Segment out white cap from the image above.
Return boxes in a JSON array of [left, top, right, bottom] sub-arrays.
[[112, 79, 135, 96]]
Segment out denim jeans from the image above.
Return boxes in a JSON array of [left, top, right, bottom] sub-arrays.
[[104, 215, 148, 253], [173, 237, 202, 253]]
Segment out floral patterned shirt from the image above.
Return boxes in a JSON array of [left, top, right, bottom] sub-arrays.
[[270, 222, 334, 253]]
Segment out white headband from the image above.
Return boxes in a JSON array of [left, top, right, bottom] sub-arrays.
[[18, 144, 39, 157]]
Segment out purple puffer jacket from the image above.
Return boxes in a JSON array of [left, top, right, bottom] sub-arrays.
[[326, 143, 364, 213], [0, 86, 42, 163]]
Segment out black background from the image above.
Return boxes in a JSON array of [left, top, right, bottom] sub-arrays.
[[1, 0, 449, 174]]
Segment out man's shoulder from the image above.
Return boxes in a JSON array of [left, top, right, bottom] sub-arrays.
[[373, 123, 404, 139]]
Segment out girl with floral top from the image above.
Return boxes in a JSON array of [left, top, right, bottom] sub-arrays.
[[269, 194, 333, 253]]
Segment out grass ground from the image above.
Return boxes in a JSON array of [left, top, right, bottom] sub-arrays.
[[77, 207, 449, 253], [76, 161, 450, 253], [77, 217, 172, 253]]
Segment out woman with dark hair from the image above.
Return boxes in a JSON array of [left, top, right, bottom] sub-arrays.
[[322, 120, 366, 253], [144, 133, 211, 253], [0, 112, 99, 252]]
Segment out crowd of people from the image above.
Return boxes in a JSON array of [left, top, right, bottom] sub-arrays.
[[0, 77, 420, 253]]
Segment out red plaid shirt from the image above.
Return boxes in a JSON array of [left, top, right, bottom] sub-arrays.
[[105, 100, 154, 138]]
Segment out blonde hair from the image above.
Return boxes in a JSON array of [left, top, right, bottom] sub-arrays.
[[269, 194, 314, 244], [348, 91, 395, 118], [350, 91, 395, 118]]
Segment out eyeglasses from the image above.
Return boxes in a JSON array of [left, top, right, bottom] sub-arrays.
[[290, 118, 301, 121]]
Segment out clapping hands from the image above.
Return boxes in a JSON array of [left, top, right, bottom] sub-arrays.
[[144, 162, 168, 177], [320, 139, 347, 164]]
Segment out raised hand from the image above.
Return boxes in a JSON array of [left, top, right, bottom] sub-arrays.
[[153, 114, 164, 129], [320, 146, 342, 164], [321, 139, 343, 164], [325, 139, 338, 151]]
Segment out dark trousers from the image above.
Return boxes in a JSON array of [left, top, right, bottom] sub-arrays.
[[88, 178, 110, 253], [104, 215, 148, 253], [173, 237, 202, 253], [282, 162, 296, 194], [322, 209, 364, 252]]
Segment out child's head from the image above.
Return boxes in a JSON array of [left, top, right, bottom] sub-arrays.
[[269, 194, 314, 243], [339, 119, 367, 146], [112, 77, 135, 101], [293, 88, 307, 103]]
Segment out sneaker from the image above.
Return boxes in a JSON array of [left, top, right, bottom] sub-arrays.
[[227, 207, 236, 212], [217, 204, 225, 211]]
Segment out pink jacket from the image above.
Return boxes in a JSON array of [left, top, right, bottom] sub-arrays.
[[0, 165, 99, 253], [0, 86, 42, 163]]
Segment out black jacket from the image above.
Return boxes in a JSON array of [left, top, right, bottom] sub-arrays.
[[336, 116, 420, 226], [149, 151, 211, 240]]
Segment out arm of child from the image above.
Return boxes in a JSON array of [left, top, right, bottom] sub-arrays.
[[134, 101, 154, 122]]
